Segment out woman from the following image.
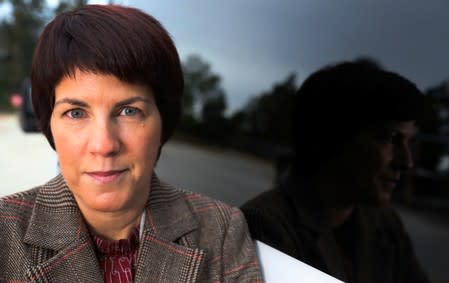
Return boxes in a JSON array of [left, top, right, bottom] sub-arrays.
[[0, 5, 262, 282]]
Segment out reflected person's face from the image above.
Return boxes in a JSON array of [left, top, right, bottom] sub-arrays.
[[330, 121, 415, 207], [50, 69, 162, 215]]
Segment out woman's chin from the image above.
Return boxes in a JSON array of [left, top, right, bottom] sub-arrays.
[[378, 192, 392, 207], [77, 192, 132, 213], [375, 185, 394, 207]]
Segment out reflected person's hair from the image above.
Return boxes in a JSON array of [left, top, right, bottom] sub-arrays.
[[31, 5, 183, 149], [293, 58, 425, 178]]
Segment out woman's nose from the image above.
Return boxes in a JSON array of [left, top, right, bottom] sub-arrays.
[[394, 143, 414, 170], [87, 119, 121, 157]]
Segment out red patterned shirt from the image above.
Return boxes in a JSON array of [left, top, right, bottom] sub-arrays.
[[93, 229, 140, 283]]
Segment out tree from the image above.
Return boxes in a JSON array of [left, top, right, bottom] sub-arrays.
[[0, 0, 45, 91], [424, 82, 449, 134], [53, 0, 88, 14], [234, 73, 297, 145], [414, 82, 449, 172], [200, 90, 228, 144], [226, 73, 297, 160], [180, 54, 228, 143], [182, 55, 223, 117], [0, 0, 87, 110]]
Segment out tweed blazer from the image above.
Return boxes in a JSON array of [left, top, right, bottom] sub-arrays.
[[0, 174, 262, 283]]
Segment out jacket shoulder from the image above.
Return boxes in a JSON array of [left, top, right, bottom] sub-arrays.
[[0, 187, 39, 219], [240, 189, 302, 255], [0, 187, 39, 240], [163, 184, 262, 282], [241, 188, 292, 228], [0, 187, 40, 278], [151, 178, 247, 240], [242, 188, 286, 213], [179, 187, 243, 230], [153, 178, 240, 223]]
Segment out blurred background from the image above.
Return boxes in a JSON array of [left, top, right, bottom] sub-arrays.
[[0, 0, 448, 282]]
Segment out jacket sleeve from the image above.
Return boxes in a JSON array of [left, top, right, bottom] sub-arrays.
[[220, 207, 264, 283]]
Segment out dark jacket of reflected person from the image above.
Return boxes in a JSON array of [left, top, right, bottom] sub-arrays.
[[242, 59, 430, 283]]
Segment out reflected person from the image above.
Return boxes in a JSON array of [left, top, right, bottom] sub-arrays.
[[242, 59, 429, 283], [0, 5, 262, 282]]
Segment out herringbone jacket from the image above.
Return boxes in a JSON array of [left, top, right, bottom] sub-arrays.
[[0, 174, 262, 282]]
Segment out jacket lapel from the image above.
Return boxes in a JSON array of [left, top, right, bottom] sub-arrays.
[[299, 208, 348, 282], [355, 206, 394, 283], [135, 230, 205, 283], [26, 235, 102, 283], [23, 175, 103, 282], [134, 176, 206, 283], [315, 229, 348, 281], [284, 175, 348, 282], [23, 174, 205, 283]]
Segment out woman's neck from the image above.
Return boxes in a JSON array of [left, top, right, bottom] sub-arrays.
[[326, 206, 354, 227], [315, 176, 355, 227], [80, 207, 145, 240]]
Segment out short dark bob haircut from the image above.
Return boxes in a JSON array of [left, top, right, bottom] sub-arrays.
[[293, 58, 425, 177], [31, 4, 183, 149]]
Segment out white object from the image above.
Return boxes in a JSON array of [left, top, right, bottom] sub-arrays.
[[255, 240, 345, 283]]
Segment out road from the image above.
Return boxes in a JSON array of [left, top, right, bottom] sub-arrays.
[[0, 113, 448, 282], [0, 114, 58, 194]]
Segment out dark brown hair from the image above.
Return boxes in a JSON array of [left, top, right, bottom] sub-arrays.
[[31, 4, 183, 149], [293, 58, 425, 177]]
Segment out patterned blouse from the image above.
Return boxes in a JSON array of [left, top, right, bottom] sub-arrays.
[[93, 229, 140, 283]]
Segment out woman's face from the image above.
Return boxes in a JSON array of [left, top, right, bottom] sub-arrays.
[[50, 69, 162, 214], [325, 121, 415, 207]]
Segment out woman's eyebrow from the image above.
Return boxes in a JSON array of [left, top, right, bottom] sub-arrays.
[[115, 96, 151, 108], [54, 96, 151, 108], [54, 98, 88, 107]]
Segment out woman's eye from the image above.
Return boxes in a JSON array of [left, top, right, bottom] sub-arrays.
[[120, 107, 140, 116], [375, 131, 397, 144], [383, 132, 398, 144], [385, 136, 394, 143], [65, 109, 85, 119]]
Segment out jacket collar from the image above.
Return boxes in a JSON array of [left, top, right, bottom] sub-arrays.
[[280, 170, 392, 282], [24, 174, 199, 247], [143, 176, 199, 241], [278, 171, 348, 279], [24, 174, 204, 283], [279, 170, 327, 234], [24, 174, 86, 250], [135, 176, 205, 282], [280, 169, 388, 236], [355, 205, 395, 283]]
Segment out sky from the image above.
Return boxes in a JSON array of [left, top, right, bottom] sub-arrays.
[[128, 0, 449, 113], [2, 0, 449, 113]]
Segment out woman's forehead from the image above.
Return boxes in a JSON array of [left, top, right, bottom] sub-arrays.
[[358, 120, 416, 138]]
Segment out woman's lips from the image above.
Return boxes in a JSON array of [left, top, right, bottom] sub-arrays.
[[382, 180, 397, 189], [378, 179, 398, 203], [86, 170, 127, 184]]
